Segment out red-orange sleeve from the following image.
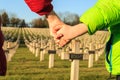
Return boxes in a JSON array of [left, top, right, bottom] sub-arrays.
[[24, 0, 53, 15]]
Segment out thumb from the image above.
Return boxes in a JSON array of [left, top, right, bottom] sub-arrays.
[[51, 25, 63, 37], [53, 25, 63, 33]]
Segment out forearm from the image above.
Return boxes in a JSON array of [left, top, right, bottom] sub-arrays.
[[71, 23, 88, 38], [46, 10, 63, 28]]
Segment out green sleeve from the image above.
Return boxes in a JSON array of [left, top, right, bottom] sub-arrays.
[[80, 0, 120, 35]]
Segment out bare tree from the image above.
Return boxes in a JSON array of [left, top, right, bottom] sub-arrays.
[[63, 12, 80, 25], [19, 19, 26, 27], [10, 17, 21, 27], [30, 18, 48, 28], [57, 12, 80, 26], [1, 12, 9, 26]]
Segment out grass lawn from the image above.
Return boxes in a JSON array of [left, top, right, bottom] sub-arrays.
[[0, 45, 116, 80]]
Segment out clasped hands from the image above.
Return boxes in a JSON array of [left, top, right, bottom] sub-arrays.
[[50, 22, 88, 47], [50, 23, 74, 47], [47, 11, 87, 47]]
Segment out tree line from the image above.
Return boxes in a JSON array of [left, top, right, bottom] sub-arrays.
[[0, 11, 80, 28]]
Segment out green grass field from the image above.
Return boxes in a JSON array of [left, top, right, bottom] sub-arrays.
[[0, 45, 116, 80]]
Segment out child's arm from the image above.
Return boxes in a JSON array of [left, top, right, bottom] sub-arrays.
[[45, 10, 64, 36], [24, 0, 64, 36]]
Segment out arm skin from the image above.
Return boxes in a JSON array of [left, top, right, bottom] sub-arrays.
[[45, 10, 64, 36], [24, 0, 64, 37]]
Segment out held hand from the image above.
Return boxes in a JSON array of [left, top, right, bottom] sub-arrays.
[[55, 23, 88, 47], [46, 10, 64, 37], [55, 24, 73, 47], [49, 23, 63, 37]]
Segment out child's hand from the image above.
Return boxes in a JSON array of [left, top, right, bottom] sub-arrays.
[[55, 24, 73, 47], [49, 24, 63, 37]]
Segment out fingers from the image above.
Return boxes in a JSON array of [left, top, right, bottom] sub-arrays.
[[50, 24, 71, 47], [58, 38, 70, 47], [54, 25, 62, 33], [54, 25, 70, 46], [55, 35, 70, 47], [50, 24, 63, 37], [52, 25, 63, 35], [54, 34, 63, 44], [59, 38, 68, 47]]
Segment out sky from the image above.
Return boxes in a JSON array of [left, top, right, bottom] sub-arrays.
[[0, 0, 97, 23]]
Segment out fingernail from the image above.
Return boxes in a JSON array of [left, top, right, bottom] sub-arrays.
[[60, 34, 63, 37], [56, 40, 60, 43]]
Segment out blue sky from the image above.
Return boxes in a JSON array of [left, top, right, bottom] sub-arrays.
[[0, 0, 97, 23]]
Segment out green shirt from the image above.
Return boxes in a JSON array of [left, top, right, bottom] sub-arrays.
[[80, 0, 120, 75]]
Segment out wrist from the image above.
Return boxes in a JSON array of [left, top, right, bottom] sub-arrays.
[[71, 23, 88, 38], [46, 10, 63, 27]]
